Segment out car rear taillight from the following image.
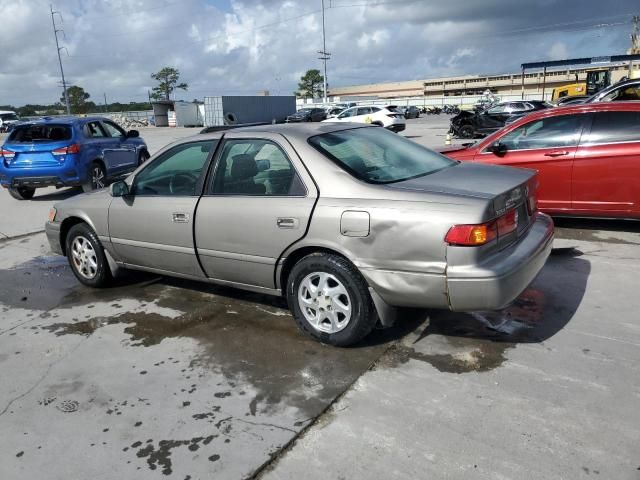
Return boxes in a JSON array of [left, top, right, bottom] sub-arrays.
[[52, 144, 81, 156], [0, 149, 15, 160], [445, 209, 518, 246]]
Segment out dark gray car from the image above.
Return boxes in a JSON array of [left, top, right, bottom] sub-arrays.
[[45, 123, 553, 346]]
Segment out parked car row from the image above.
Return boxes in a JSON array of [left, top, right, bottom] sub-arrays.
[[451, 78, 640, 139]]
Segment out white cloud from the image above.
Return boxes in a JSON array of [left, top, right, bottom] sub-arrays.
[[0, 0, 634, 106]]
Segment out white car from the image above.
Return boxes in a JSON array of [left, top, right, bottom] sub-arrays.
[[0, 110, 19, 132], [322, 106, 405, 132]]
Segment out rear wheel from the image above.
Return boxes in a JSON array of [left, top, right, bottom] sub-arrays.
[[458, 124, 474, 139], [287, 253, 376, 346], [82, 162, 106, 192], [8, 186, 35, 200], [65, 223, 112, 287]]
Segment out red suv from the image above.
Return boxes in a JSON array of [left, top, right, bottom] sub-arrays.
[[439, 102, 640, 219]]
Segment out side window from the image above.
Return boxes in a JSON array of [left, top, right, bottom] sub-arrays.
[[370, 106, 381, 113], [487, 104, 506, 114], [601, 85, 640, 102], [495, 115, 584, 151], [357, 107, 371, 116], [338, 108, 357, 119], [133, 141, 216, 196], [102, 121, 125, 138], [84, 121, 107, 138], [211, 139, 305, 196], [585, 112, 640, 144]]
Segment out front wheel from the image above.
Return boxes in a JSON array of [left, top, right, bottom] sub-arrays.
[[287, 253, 376, 346], [8, 186, 35, 200], [65, 223, 112, 287], [458, 124, 474, 139]]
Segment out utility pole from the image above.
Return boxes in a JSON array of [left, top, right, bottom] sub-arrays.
[[50, 4, 70, 115], [318, 0, 331, 104], [104, 93, 108, 113]]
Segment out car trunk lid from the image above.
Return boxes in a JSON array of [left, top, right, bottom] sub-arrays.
[[387, 162, 538, 246]]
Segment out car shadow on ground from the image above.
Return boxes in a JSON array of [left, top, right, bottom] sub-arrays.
[[96, 248, 589, 351], [411, 249, 590, 347], [30, 187, 83, 202], [553, 216, 640, 234]]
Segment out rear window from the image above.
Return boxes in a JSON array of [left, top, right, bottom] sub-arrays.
[[1, 113, 18, 121], [585, 111, 640, 144], [8, 124, 72, 143], [308, 127, 455, 184]]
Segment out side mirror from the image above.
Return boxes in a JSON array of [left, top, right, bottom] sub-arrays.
[[126, 130, 140, 138], [110, 180, 130, 197], [488, 142, 508, 156], [256, 159, 271, 172]]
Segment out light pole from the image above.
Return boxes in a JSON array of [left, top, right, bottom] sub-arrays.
[[318, 0, 331, 104], [50, 4, 70, 115]]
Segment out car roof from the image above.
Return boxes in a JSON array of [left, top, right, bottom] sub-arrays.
[[16, 116, 109, 125], [197, 122, 374, 143]]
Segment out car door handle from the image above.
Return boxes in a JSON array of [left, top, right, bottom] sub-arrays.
[[172, 212, 190, 223], [544, 151, 570, 157], [277, 217, 299, 229]]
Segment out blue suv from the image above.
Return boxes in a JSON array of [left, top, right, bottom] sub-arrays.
[[0, 116, 148, 200]]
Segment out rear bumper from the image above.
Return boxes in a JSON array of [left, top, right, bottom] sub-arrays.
[[0, 167, 82, 188], [45, 221, 64, 255], [446, 213, 554, 311]]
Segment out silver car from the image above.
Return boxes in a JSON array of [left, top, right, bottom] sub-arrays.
[[45, 123, 553, 346]]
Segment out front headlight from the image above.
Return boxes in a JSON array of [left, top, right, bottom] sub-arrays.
[[48, 208, 57, 222]]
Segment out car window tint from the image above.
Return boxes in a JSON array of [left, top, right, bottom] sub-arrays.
[[585, 111, 640, 144], [357, 107, 370, 115], [370, 106, 381, 112], [211, 139, 304, 196], [488, 104, 506, 114], [133, 141, 216, 196], [84, 122, 107, 138], [102, 121, 124, 138], [497, 115, 583, 151], [601, 85, 640, 102], [7, 124, 71, 143]]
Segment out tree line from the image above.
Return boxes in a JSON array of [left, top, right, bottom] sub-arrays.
[[3, 66, 327, 116], [2, 67, 190, 116]]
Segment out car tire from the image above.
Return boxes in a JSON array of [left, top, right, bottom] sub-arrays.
[[65, 223, 112, 288], [458, 124, 474, 139], [8, 186, 35, 200], [138, 150, 150, 166], [82, 161, 106, 192], [286, 253, 376, 347]]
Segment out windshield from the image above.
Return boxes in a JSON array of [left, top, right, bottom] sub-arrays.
[[308, 127, 455, 184], [0, 113, 18, 121], [8, 124, 72, 143]]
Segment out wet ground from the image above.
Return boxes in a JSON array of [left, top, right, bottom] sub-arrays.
[[1, 223, 639, 479]]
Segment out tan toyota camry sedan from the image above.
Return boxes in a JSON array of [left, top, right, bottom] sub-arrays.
[[46, 123, 554, 346]]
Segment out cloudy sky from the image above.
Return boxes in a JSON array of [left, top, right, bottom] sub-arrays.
[[0, 0, 637, 105]]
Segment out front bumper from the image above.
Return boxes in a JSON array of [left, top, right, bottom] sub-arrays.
[[45, 221, 64, 255], [446, 213, 554, 311]]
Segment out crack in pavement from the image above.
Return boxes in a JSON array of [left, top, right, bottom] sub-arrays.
[[235, 418, 298, 434], [0, 335, 87, 418]]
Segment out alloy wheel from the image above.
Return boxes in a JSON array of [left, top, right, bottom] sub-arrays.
[[70, 236, 98, 280], [298, 272, 352, 334]]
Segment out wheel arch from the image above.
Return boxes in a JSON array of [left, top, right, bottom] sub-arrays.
[[278, 245, 354, 294], [59, 215, 98, 255]]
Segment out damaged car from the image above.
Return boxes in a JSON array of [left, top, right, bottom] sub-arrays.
[[46, 123, 553, 346], [450, 100, 551, 138]]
